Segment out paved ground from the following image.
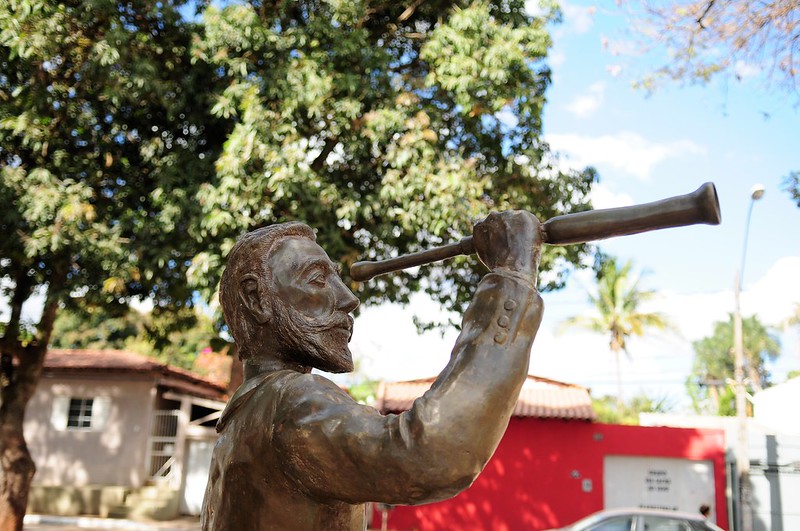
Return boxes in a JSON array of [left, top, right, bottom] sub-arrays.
[[24, 515, 201, 531]]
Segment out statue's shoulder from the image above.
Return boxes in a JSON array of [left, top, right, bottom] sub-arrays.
[[279, 372, 352, 404], [216, 370, 306, 432]]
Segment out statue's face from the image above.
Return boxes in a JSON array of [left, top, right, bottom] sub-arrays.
[[266, 237, 360, 373]]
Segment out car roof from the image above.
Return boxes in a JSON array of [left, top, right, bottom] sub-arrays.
[[591, 507, 707, 520]]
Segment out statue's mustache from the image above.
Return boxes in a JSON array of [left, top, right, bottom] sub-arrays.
[[280, 305, 354, 337]]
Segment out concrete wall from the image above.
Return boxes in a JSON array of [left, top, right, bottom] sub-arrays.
[[753, 377, 800, 435], [24, 374, 156, 488], [641, 411, 800, 531]]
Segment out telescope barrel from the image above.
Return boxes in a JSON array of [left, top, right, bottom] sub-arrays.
[[350, 182, 720, 282]]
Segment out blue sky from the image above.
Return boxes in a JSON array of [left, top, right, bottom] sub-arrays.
[[349, 2, 800, 409]]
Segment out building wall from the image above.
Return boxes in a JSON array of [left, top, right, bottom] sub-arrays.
[[641, 410, 800, 530], [24, 374, 156, 488], [754, 377, 800, 435], [375, 419, 727, 531]]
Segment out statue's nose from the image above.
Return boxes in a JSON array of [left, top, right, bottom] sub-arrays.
[[334, 277, 359, 313]]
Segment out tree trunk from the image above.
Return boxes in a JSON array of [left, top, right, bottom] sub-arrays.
[[708, 385, 720, 414], [0, 413, 36, 531], [613, 347, 623, 411], [0, 262, 64, 529], [0, 339, 51, 530], [747, 366, 763, 393]]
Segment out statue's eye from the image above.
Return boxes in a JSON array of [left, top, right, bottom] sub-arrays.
[[309, 271, 326, 286]]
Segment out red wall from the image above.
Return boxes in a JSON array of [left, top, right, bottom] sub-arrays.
[[373, 420, 728, 531]]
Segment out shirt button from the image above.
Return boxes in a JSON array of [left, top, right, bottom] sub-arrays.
[[494, 331, 508, 344], [504, 299, 517, 311], [497, 315, 510, 328]]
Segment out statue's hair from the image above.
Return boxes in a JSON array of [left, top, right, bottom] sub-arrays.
[[219, 222, 316, 360]]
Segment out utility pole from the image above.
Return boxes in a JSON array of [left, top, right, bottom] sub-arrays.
[[733, 184, 764, 531]]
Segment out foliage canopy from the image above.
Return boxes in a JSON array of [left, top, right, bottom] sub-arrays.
[[623, 1, 800, 101], [190, 0, 597, 319], [1, 0, 597, 522], [0, 0, 225, 522], [687, 313, 780, 415]]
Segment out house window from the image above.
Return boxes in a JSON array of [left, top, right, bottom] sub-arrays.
[[51, 395, 110, 432], [66, 398, 94, 429]]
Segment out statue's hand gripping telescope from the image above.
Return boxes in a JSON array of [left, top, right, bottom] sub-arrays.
[[351, 182, 721, 282]]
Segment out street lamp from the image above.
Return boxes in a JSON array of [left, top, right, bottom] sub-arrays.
[[733, 183, 764, 531]]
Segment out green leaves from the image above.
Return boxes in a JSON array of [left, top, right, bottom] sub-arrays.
[[193, 0, 596, 313], [688, 314, 781, 414], [1, 0, 227, 323], [2, 0, 599, 336], [561, 256, 669, 404], [422, 1, 550, 115]]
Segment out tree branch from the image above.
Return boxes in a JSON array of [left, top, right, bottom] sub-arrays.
[[1, 266, 32, 355], [399, 0, 425, 23], [310, 136, 340, 173], [696, 0, 716, 30]]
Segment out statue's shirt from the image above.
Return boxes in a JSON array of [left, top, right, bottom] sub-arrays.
[[201, 273, 543, 531]]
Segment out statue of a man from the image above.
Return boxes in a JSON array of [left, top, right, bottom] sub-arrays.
[[202, 211, 545, 530]]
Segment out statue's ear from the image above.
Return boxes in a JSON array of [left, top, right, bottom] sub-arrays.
[[238, 273, 271, 324]]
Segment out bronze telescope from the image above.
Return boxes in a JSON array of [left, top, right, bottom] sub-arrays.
[[351, 182, 721, 282]]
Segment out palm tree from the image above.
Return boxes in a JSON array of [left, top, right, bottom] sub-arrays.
[[561, 256, 670, 409], [689, 314, 780, 414]]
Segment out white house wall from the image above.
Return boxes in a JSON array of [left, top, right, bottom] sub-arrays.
[[753, 377, 800, 435], [24, 375, 156, 488]]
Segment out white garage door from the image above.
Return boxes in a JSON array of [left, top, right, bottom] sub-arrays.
[[180, 439, 216, 516], [604, 456, 716, 521]]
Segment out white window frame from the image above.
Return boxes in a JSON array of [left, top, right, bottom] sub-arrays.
[[51, 395, 111, 432]]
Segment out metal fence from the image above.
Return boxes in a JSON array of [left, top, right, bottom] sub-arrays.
[[147, 410, 180, 481]]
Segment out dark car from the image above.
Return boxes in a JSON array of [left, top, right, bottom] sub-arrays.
[[549, 507, 725, 531]]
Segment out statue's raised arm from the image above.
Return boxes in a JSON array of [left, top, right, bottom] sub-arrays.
[[202, 212, 545, 531]]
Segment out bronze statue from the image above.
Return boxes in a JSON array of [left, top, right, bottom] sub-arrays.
[[202, 211, 545, 530], [202, 183, 720, 530]]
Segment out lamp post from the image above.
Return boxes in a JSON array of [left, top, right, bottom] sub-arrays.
[[733, 184, 764, 531]]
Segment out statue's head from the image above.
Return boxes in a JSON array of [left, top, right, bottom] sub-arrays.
[[219, 222, 360, 373]]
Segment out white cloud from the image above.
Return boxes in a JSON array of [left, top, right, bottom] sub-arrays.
[[549, 50, 567, 69], [745, 257, 800, 325], [545, 131, 706, 180], [524, 0, 548, 18], [562, 3, 596, 35], [734, 60, 761, 80], [657, 257, 800, 341], [606, 64, 623, 78], [349, 293, 457, 382], [565, 82, 605, 118], [525, 0, 595, 35], [589, 183, 635, 209], [532, 255, 800, 402], [601, 35, 641, 57]]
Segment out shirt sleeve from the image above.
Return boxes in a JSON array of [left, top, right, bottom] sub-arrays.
[[272, 272, 543, 505]]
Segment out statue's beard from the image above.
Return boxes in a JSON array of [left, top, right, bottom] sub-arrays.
[[271, 300, 355, 374]]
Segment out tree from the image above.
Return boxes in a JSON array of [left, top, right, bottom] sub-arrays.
[[622, 3, 800, 208], [50, 306, 142, 352], [687, 314, 781, 415], [561, 256, 669, 408], [0, 0, 225, 525], [188, 0, 597, 318], [784, 171, 800, 207], [51, 305, 224, 370], [2, 0, 598, 524], [621, 1, 800, 99], [592, 392, 674, 425]]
